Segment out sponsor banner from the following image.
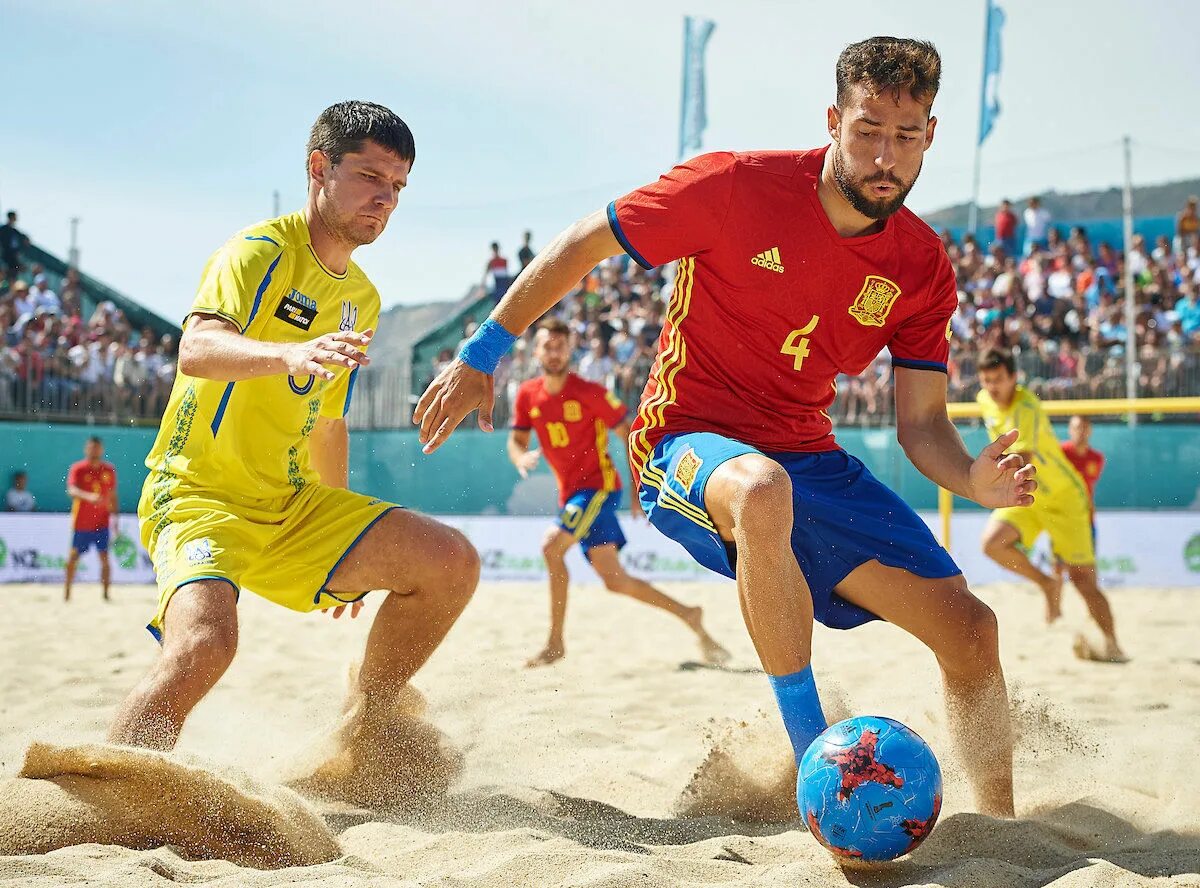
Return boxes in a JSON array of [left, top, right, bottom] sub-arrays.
[[2, 511, 1198, 587], [0, 514, 154, 584]]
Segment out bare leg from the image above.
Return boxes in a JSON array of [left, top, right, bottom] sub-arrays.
[[528, 528, 572, 667], [704, 455, 813, 676], [835, 561, 1015, 817], [586, 543, 729, 665], [99, 550, 112, 601], [324, 510, 479, 715], [982, 518, 1061, 623], [1066, 564, 1126, 662], [107, 580, 239, 749], [63, 549, 79, 602]]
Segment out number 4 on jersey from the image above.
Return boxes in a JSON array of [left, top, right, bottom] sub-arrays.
[[780, 316, 820, 371]]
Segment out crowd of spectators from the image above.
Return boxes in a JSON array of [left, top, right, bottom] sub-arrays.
[[0, 212, 178, 421], [438, 198, 1200, 428]]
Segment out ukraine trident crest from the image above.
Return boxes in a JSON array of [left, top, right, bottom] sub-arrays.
[[848, 275, 902, 327]]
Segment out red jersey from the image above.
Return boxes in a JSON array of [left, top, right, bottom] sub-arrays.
[[994, 208, 1017, 239], [512, 373, 628, 505], [1060, 442, 1104, 507], [608, 148, 957, 481], [68, 460, 117, 531]]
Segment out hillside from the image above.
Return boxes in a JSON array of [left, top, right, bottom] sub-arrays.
[[923, 177, 1199, 228], [370, 300, 457, 366]]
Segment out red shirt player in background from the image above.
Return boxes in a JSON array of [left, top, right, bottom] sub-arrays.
[[508, 318, 728, 667], [1056, 414, 1105, 586], [418, 37, 1037, 818], [65, 435, 119, 602], [1060, 415, 1105, 514]]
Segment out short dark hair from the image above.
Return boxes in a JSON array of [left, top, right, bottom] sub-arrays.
[[538, 317, 571, 338], [836, 37, 941, 108], [12, 470, 25, 482], [88, 435, 102, 446], [306, 101, 415, 176], [978, 348, 1015, 375]]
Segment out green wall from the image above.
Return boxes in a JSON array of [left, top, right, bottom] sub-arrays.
[[4, 421, 1199, 515]]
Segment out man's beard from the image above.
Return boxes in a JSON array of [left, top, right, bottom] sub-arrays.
[[832, 144, 919, 221], [320, 196, 383, 248]]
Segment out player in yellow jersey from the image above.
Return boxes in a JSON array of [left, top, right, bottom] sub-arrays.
[[976, 348, 1125, 662], [108, 102, 480, 750]]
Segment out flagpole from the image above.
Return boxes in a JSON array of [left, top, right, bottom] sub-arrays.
[[679, 18, 691, 160], [968, 0, 989, 235]]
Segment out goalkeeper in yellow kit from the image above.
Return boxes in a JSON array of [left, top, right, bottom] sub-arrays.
[[976, 348, 1125, 662]]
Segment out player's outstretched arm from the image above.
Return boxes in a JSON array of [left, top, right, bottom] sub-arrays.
[[413, 211, 624, 454], [507, 429, 541, 478], [894, 367, 1037, 509], [178, 314, 372, 383]]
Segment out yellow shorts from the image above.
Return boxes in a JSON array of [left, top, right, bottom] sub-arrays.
[[139, 483, 397, 641], [992, 487, 1095, 567]]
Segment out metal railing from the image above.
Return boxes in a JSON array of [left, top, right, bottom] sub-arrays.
[[5, 346, 1198, 429]]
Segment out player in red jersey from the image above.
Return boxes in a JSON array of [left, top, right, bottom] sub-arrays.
[[509, 318, 728, 667], [417, 37, 1036, 817], [1060, 415, 1104, 510], [1055, 414, 1105, 583], [64, 435, 119, 602]]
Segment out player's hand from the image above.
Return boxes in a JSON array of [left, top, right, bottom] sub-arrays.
[[516, 449, 541, 478], [413, 358, 496, 454], [326, 599, 365, 620], [284, 329, 373, 381], [631, 496, 646, 523], [968, 428, 1038, 509]]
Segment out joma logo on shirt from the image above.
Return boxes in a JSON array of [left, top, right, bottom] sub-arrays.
[[275, 289, 319, 330]]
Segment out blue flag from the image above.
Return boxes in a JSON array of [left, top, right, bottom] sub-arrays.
[[978, 0, 1005, 145], [679, 16, 716, 159]]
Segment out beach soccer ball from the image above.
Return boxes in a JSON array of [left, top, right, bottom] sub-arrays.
[[798, 716, 942, 862]]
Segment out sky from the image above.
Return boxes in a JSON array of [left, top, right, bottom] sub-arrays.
[[6, 0, 1200, 323]]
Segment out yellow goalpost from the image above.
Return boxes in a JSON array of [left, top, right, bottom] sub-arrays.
[[938, 396, 1200, 548]]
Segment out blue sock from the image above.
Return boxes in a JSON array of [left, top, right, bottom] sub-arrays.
[[768, 665, 827, 763]]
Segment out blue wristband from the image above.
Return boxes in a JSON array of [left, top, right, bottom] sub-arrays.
[[768, 665, 828, 763], [458, 319, 517, 375]]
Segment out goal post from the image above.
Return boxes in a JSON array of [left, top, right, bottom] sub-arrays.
[[938, 396, 1200, 549]]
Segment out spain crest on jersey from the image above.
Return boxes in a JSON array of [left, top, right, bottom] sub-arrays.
[[848, 275, 902, 327]]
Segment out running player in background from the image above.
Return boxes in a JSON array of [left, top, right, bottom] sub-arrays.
[[107, 102, 479, 751], [509, 318, 728, 667], [1055, 414, 1104, 586], [977, 351, 1126, 663], [417, 37, 1037, 817], [64, 436, 118, 602]]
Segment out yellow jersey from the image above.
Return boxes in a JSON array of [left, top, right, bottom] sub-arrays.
[[141, 212, 381, 512], [975, 384, 1088, 501]]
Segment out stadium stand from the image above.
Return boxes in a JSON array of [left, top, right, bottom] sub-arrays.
[[0, 224, 181, 423]]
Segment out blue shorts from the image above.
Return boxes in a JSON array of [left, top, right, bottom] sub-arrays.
[[72, 528, 110, 554], [638, 432, 961, 630], [558, 489, 626, 554]]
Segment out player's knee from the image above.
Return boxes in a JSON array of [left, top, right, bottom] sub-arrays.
[[730, 461, 792, 532], [955, 597, 1000, 666], [163, 619, 238, 682], [440, 527, 480, 596], [981, 529, 1009, 558], [599, 570, 629, 594]]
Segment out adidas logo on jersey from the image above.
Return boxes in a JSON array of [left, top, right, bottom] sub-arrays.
[[751, 247, 784, 273]]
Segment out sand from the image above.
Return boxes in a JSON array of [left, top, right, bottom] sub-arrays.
[[1, 578, 1198, 887]]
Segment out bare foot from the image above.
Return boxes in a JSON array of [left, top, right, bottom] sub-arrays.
[[1072, 633, 1129, 663], [1039, 575, 1063, 624], [698, 635, 731, 666], [682, 606, 730, 666], [526, 644, 565, 668]]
